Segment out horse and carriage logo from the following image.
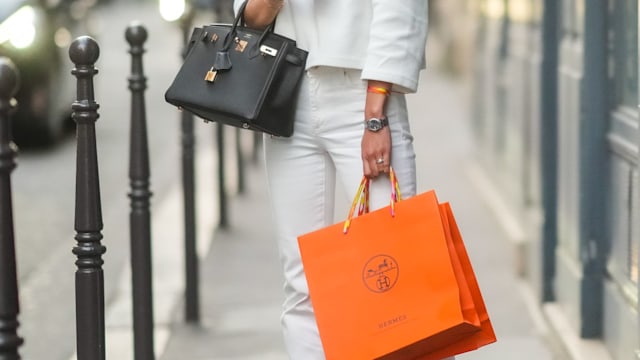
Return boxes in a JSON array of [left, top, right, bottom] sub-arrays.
[[362, 255, 399, 293]]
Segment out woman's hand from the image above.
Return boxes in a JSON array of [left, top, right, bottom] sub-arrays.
[[362, 80, 392, 178], [362, 126, 391, 178], [244, 0, 284, 29]]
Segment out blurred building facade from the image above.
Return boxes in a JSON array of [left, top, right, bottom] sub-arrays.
[[459, 0, 640, 358]]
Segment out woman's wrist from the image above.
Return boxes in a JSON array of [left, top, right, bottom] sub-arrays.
[[365, 80, 392, 119]]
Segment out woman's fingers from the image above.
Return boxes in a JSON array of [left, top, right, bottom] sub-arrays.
[[363, 153, 389, 178], [362, 128, 391, 178]]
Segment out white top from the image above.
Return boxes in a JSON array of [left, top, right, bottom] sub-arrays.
[[233, 0, 429, 93]]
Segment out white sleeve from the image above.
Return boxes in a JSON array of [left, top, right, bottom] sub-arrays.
[[233, 0, 246, 15], [361, 0, 429, 93]]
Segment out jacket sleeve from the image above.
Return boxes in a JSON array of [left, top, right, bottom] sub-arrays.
[[361, 0, 429, 93], [233, 0, 244, 14]]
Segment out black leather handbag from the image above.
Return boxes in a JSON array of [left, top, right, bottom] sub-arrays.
[[165, 1, 308, 137]]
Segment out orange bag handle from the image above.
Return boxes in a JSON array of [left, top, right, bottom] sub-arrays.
[[343, 167, 402, 233]]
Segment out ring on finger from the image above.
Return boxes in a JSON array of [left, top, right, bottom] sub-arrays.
[[375, 157, 385, 165]]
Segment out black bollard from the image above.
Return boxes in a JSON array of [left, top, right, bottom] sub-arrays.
[[235, 128, 245, 194], [216, 124, 228, 228], [179, 13, 200, 324], [69, 36, 106, 360], [251, 131, 262, 165], [0, 57, 23, 360], [126, 23, 155, 360]]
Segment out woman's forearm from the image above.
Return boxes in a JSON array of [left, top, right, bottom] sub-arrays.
[[243, 0, 284, 29]]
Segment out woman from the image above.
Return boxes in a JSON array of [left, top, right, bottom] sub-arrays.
[[235, 0, 433, 358]]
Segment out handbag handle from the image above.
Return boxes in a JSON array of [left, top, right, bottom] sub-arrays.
[[213, 0, 277, 71], [343, 168, 402, 234]]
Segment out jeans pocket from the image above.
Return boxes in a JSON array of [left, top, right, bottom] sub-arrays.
[[342, 69, 367, 90]]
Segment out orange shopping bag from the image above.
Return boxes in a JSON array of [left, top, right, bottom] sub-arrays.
[[297, 174, 495, 359]]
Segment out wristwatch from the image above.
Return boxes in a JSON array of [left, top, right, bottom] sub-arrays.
[[364, 117, 389, 132]]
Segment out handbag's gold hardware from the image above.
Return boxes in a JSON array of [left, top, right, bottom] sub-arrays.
[[234, 39, 248, 52], [259, 45, 278, 57], [211, 33, 219, 42], [204, 67, 217, 82]]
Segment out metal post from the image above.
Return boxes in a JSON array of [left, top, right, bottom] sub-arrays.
[[0, 57, 22, 360], [126, 23, 155, 360], [69, 36, 106, 360], [235, 128, 245, 194], [179, 11, 199, 324], [217, 124, 228, 228], [251, 132, 262, 165], [540, 0, 559, 303], [576, 0, 608, 337]]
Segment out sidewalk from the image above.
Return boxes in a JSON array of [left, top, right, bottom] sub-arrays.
[[158, 71, 561, 360]]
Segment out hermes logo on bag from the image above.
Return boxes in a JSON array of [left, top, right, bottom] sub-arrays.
[[378, 314, 408, 330], [362, 255, 399, 293]]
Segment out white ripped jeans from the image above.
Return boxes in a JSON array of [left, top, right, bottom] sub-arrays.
[[264, 67, 447, 359]]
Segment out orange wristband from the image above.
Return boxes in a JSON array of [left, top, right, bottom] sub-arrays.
[[367, 86, 390, 96]]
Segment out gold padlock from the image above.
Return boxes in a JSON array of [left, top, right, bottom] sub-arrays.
[[205, 67, 217, 82]]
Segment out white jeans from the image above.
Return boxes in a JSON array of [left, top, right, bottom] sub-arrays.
[[264, 66, 431, 359]]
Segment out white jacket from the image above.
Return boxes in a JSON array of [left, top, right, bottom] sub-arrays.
[[233, 0, 429, 93]]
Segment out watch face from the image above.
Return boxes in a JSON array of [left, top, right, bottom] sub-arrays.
[[367, 118, 382, 131]]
